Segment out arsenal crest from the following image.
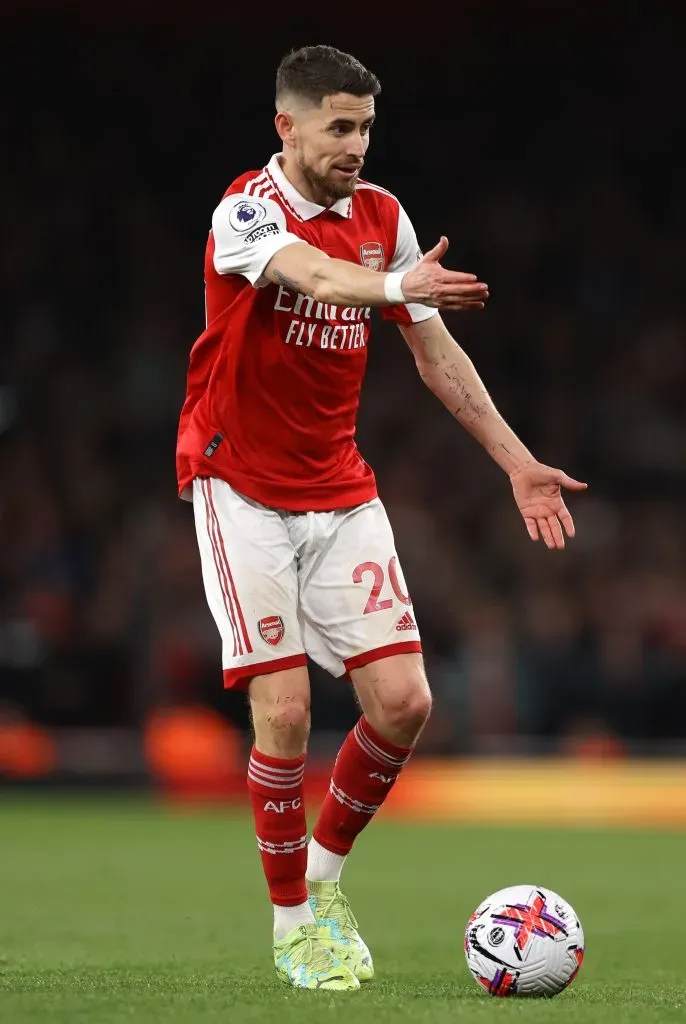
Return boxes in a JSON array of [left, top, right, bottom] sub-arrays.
[[360, 241, 385, 272], [258, 615, 284, 646]]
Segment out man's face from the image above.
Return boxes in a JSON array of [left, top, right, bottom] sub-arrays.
[[291, 92, 375, 202]]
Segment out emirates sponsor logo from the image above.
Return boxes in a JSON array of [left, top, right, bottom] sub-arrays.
[[273, 287, 370, 352]]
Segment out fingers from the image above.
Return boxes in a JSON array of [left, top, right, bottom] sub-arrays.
[[439, 273, 488, 299], [526, 512, 567, 549], [443, 285, 489, 297], [440, 272, 486, 290], [537, 517, 556, 549], [438, 280, 489, 309], [409, 258, 487, 307], [548, 515, 565, 549], [442, 273, 482, 285], [557, 504, 576, 538], [439, 297, 487, 311], [533, 515, 566, 550], [441, 296, 487, 307]]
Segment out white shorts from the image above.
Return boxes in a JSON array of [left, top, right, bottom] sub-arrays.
[[192, 477, 422, 689]]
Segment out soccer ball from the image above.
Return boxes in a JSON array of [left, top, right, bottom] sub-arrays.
[[464, 884, 584, 997]]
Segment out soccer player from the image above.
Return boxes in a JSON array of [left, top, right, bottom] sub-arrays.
[[176, 45, 587, 990]]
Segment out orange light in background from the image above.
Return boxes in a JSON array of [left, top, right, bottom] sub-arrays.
[[143, 704, 242, 799], [558, 717, 628, 761], [0, 718, 56, 777]]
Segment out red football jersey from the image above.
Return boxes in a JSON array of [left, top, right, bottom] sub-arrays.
[[176, 153, 437, 511]]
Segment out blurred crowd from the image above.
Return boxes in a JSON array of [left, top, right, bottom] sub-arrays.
[[1, 8, 685, 756]]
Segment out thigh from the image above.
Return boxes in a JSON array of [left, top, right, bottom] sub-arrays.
[[192, 477, 306, 689], [299, 498, 422, 677]]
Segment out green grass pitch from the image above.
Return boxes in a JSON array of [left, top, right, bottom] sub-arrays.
[[1, 795, 685, 1022]]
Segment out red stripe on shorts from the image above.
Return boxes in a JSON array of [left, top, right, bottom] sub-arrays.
[[202, 478, 240, 657], [206, 478, 253, 655], [343, 640, 422, 673], [223, 654, 308, 690]]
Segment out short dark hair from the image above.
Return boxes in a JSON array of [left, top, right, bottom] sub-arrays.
[[276, 45, 381, 107]]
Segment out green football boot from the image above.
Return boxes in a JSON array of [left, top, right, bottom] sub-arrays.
[[273, 922, 360, 990], [308, 880, 374, 982]]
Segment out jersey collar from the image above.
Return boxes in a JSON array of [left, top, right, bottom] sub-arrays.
[[267, 153, 352, 221]]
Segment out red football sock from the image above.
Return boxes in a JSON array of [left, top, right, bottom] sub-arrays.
[[247, 746, 308, 907], [313, 716, 412, 856]]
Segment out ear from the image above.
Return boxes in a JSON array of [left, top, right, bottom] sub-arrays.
[[275, 110, 295, 144]]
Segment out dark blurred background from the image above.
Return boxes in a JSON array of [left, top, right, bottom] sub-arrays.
[[1, 1, 685, 784]]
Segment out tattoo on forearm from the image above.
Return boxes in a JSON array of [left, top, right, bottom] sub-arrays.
[[442, 364, 488, 420], [274, 270, 301, 291]]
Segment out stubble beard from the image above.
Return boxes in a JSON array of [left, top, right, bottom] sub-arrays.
[[299, 158, 360, 203]]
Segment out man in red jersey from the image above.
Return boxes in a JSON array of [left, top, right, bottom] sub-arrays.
[[176, 45, 587, 990]]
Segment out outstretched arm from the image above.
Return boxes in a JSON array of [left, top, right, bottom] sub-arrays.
[[213, 193, 487, 310], [399, 314, 588, 549], [264, 235, 488, 311]]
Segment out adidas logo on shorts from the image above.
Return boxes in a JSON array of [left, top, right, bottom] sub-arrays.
[[395, 611, 416, 632]]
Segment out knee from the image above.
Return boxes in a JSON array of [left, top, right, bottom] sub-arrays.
[[250, 672, 311, 756], [374, 673, 433, 743], [265, 693, 311, 741]]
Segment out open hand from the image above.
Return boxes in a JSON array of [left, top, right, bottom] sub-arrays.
[[510, 461, 588, 549], [400, 236, 489, 310]]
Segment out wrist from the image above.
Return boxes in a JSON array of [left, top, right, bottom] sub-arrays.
[[505, 453, 535, 477], [383, 271, 406, 304]]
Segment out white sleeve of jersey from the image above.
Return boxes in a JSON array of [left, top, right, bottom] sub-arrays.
[[387, 202, 439, 323], [211, 193, 303, 287]]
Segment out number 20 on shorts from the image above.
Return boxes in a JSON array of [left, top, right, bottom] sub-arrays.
[[353, 556, 412, 615]]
